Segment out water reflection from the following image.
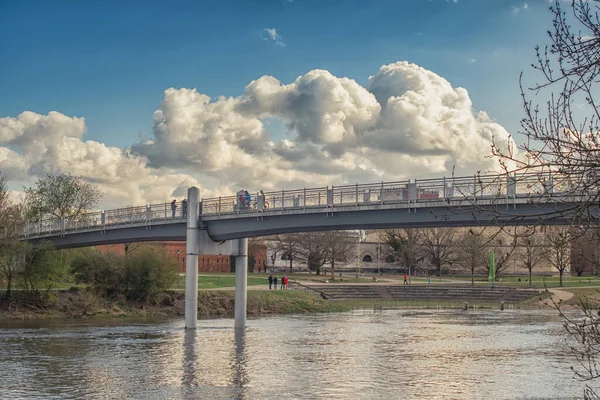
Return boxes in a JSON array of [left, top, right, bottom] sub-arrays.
[[182, 329, 198, 390], [232, 328, 247, 399], [0, 311, 587, 399]]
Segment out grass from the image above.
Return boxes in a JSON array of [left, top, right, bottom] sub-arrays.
[[197, 290, 350, 316], [440, 275, 600, 288], [555, 287, 600, 307], [173, 274, 269, 289]]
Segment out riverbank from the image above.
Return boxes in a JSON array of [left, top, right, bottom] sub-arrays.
[[0, 289, 350, 320]]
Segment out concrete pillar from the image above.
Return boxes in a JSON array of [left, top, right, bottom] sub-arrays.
[[185, 187, 200, 329], [235, 237, 248, 329]]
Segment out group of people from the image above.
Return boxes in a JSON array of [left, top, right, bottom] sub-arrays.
[[238, 190, 252, 210], [171, 199, 188, 218], [268, 274, 289, 290]]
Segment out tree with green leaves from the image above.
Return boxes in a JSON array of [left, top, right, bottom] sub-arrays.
[[24, 173, 102, 221], [0, 172, 26, 300], [21, 242, 66, 293]]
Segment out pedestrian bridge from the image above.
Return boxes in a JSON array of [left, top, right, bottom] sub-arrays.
[[22, 172, 597, 249], [19, 171, 599, 330]]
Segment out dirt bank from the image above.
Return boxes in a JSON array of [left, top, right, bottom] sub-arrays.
[[0, 289, 349, 320]]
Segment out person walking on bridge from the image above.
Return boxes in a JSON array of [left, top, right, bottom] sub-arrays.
[[268, 274, 273, 290], [182, 198, 188, 218], [171, 199, 177, 218]]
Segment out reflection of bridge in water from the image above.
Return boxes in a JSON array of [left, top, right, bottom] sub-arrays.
[[20, 172, 599, 330]]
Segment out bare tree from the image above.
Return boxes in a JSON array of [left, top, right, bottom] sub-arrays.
[[421, 228, 456, 277], [456, 229, 487, 286], [322, 231, 356, 279], [490, 0, 600, 229], [248, 237, 263, 272], [272, 234, 299, 273], [571, 228, 600, 276], [294, 232, 327, 275], [490, 2, 600, 395], [384, 229, 423, 277], [24, 173, 102, 221], [517, 228, 548, 286], [486, 234, 517, 280], [546, 226, 572, 287]]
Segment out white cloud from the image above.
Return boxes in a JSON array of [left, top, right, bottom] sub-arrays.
[[1, 61, 515, 208], [262, 28, 285, 47], [512, 2, 529, 13]]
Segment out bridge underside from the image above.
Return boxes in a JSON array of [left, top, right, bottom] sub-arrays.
[[28, 221, 187, 249], [202, 201, 594, 241]]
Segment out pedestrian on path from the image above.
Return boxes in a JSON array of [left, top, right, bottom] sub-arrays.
[[274, 276, 278, 290], [403, 274, 408, 285], [268, 274, 273, 289], [280, 276, 285, 290]]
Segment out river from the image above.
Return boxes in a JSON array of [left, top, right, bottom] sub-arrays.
[[0, 310, 591, 399]]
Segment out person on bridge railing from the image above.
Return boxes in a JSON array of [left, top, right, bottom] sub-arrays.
[[238, 190, 246, 210], [171, 199, 177, 218], [182, 198, 187, 218], [245, 191, 251, 210]]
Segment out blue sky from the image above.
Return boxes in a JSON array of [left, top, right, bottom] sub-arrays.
[[0, 0, 551, 147]]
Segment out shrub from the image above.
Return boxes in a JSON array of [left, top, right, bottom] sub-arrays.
[[123, 245, 178, 301], [71, 248, 125, 297], [21, 242, 68, 292]]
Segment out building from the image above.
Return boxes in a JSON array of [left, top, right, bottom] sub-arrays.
[[96, 241, 268, 273]]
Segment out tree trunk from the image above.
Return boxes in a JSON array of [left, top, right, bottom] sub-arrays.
[[5, 270, 12, 300], [289, 255, 293, 273], [559, 270, 564, 287], [528, 268, 532, 287], [471, 267, 474, 286], [330, 260, 335, 279]]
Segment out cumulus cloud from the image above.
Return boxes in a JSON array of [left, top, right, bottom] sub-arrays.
[[1, 61, 514, 208], [261, 28, 285, 47]]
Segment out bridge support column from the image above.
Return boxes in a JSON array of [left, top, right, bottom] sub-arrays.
[[185, 187, 200, 329], [234, 237, 248, 329]]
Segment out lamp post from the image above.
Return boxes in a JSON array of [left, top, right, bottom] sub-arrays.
[[378, 233, 381, 276], [177, 249, 181, 287]]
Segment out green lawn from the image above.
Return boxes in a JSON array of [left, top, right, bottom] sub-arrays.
[[173, 273, 269, 289], [440, 275, 600, 288]]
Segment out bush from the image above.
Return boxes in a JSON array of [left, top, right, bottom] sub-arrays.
[[71, 248, 125, 297], [123, 245, 178, 301], [21, 242, 68, 292], [71, 245, 177, 301]]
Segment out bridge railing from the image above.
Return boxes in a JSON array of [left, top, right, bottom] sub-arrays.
[[23, 171, 597, 238]]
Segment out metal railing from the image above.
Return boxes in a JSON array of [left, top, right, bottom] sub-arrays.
[[23, 171, 593, 238]]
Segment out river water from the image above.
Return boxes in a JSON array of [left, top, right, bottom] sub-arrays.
[[0, 310, 591, 399]]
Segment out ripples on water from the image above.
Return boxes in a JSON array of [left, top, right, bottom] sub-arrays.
[[0, 310, 588, 399]]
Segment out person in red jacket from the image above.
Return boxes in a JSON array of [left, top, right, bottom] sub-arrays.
[[403, 274, 408, 285]]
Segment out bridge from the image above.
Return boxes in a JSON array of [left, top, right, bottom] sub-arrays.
[[20, 172, 599, 330]]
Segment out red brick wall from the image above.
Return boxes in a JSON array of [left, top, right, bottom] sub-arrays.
[[95, 241, 231, 273], [250, 244, 267, 272]]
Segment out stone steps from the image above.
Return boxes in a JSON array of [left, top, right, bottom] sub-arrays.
[[310, 285, 541, 302]]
